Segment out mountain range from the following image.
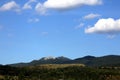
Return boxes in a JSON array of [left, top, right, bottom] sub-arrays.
[[9, 55, 120, 67]]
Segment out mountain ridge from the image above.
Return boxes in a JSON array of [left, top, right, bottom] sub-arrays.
[[9, 55, 120, 67]]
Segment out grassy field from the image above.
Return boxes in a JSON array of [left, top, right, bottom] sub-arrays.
[[28, 64, 85, 69]]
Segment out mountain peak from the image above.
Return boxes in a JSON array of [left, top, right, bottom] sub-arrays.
[[83, 55, 96, 59], [41, 56, 56, 60], [56, 56, 71, 60], [40, 56, 71, 61]]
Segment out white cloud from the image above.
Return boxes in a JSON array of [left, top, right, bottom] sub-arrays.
[[0, 0, 102, 15], [34, 0, 102, 15], [28, 18, 40, 23], [75, 23, 84, 29], [107, 35, 116, 39], [43, 0, 102, 10], [23, 0, 37, 10], [83, 13, 101, 19], [85, 18, 120, 34], [0, 1, 20, 12], [35, 3, 47, 15]]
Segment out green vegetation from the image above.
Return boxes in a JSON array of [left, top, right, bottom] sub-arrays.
[[0, 64, 120, 80]]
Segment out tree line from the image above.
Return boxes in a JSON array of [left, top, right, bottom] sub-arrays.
[[0, 65, 120, 80]]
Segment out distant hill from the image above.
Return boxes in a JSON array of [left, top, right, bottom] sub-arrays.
[[67, 55, 120, 67], [10, 56, 71, 67], [9, 55, 120, 67]]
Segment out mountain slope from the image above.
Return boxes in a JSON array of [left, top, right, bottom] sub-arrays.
[[69, 55, 120, 67], [10, 56, 71, 67]]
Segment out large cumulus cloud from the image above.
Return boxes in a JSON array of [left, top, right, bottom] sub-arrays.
[[85, 18, 120, 34], [43, 0, 102, 10]]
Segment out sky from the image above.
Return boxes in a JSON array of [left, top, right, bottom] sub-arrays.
[[0, 0, 120, 64]]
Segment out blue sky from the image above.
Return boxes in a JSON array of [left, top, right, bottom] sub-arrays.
[[0, 0, 120, 64]]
